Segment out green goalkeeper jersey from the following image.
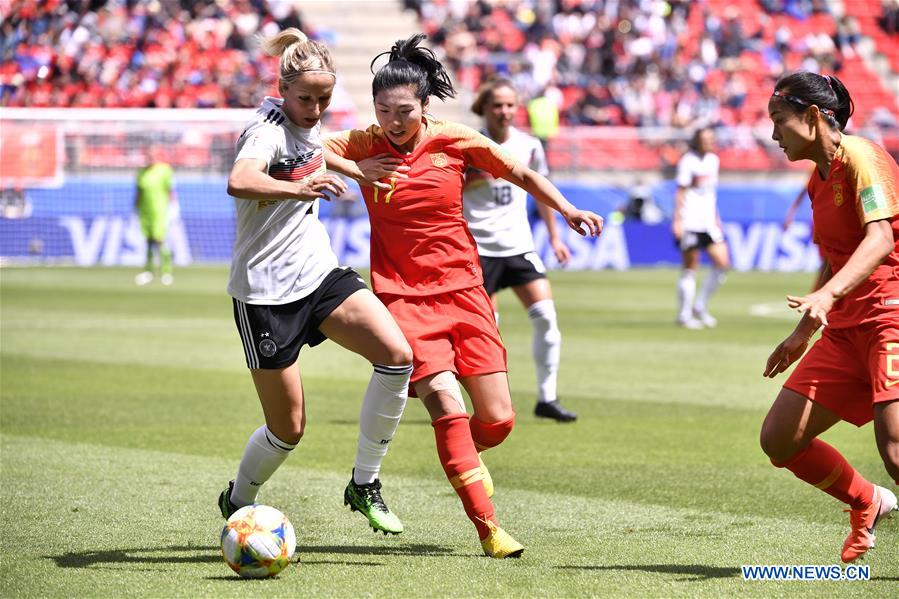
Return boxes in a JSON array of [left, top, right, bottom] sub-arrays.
[[136, 162, 173, 217]]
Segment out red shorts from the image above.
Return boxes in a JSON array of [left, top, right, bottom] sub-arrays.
[[378, 286, 507, 387], [784, 321, 899, 426]]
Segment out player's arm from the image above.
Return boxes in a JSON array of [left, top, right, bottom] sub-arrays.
[[535, 200, 571, 265], [672, 185, 687, 239], [764, 261, 831, 378], [782, 188, 806, 231], [323, 149, 408, 191], [227, 158, 346, 201], [501, 163, 602, 237], [786, 219, 894, 325]]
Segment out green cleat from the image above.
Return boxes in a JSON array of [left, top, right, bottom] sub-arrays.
[[343, 476, 404, 535]]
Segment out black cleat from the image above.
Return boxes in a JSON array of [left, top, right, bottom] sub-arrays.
[[218, 480, 240, 519], [534, 400, 577, 422]]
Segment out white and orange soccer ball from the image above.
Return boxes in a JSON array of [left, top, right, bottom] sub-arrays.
[[220, 505, 296, 578]]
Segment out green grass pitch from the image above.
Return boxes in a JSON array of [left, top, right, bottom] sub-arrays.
[[1, 266, 896, 597]]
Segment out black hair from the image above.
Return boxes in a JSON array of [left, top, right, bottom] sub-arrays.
[[370, 33, 456, 103], [772, 72, 854, 131]]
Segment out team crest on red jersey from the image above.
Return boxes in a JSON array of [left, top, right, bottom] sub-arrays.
[[430, 152, 448, 167], [832, 184, 844, 206]]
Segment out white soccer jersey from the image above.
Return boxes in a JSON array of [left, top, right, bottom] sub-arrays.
[[463, 127, 548, 257], [227, 97, 338, 305], [675, 150, 721, 233]]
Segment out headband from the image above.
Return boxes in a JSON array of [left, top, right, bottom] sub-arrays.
[[771, 89, 836, 119], [299, 70, 336, 78]]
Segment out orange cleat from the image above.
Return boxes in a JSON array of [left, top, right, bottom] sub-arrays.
[[841, 485, 898, 563]]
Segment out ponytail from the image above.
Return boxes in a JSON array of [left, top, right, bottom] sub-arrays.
[[259, 27, 335, 87], [371, 33, 456, 103]]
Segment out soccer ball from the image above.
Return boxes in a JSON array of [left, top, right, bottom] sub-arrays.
[[220, 505, 296, 578]]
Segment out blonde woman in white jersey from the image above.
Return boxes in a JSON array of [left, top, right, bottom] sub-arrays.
[[672, 127, 730, 329], [220, 28, 414, 536], [463, 78, 577, 423]]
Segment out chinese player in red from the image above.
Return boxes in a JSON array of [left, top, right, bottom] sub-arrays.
[[761, 72, 899, 563], [325, 34, 602, 558]]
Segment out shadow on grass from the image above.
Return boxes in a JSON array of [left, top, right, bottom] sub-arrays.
[[48, 543, 454, 569], [48, 545, 222, 568], [557, 564, 740, 581], [300, 544, 454, 557]]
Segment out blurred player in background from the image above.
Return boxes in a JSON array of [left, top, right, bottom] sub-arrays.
[[134, 146, 175, 286], [462, 77, 577, 423], [671, 127, 730, 329], [783, 170, 828, 289], [760, 71, 899, 563], [325, 34, 602, 558], [219, 28, 414, 537]]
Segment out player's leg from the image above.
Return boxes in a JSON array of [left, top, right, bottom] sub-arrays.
[[834, 399, 899, 563], [760, 387, 882, 561], [135, 221, 155, 285], [458, 372, 523, 558], [220, 299, 306, 518], [512, 276, 576, 422], [319, 286, 413, 534], [418, 372, 522, 558], [150, 216, 173, 285], [874, 400, 899, 484], [159, 238, 173, 285], [220, 365, 304, 517], [693, 240, 729, 327], [451, 286, 523, 557], [837, 331, 899, 560], [676, 244, 701, 328]]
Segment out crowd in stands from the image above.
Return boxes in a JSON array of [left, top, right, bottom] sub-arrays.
[[1, 0, 309, 109], [2, 0, 897, 167], [407, 0, 897, 136]]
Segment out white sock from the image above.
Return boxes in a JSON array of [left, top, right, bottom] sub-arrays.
[[694, 268, 726, 315], [231, 425, 297, 507], [528, 299, 561, 404], [353, 363, 412, 485], [677, 270, 697, 322]]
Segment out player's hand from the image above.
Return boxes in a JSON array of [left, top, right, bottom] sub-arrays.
[[763, 332, 810, 378], [356, 154, 410, 190], [671, 219, 683, 240], [786, 289, 836, 327], [550, 238, 571, 266], [563, 209, 603, 237], [295, 174, 347, 201]]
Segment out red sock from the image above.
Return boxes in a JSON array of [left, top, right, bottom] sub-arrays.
[[469, 414, 514, 451], [773, 439, 875, 510], [432, 413, 495, 539]]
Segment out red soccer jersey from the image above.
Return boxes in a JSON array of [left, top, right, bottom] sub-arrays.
[[326, 118, 516, 296], [808, 134, 899, 328]]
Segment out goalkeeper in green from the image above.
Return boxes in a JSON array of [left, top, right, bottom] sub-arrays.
[[134, 147, 175, 285]]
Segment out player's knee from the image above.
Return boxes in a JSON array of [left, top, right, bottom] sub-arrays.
[[470, 414, 514, 450], [375, 337, 413, 367], [268, 420, 304, 445], [391, 341, 414, 366], [759, 422, 800, 464]]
